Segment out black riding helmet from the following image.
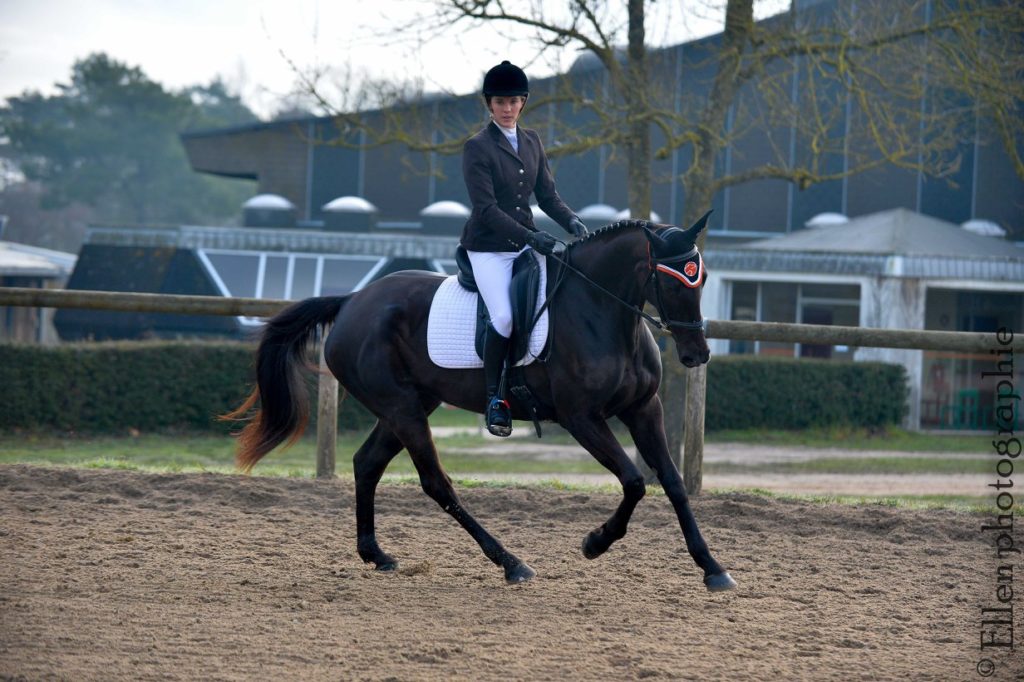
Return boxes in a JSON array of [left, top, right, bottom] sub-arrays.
[[482, 60, 529, 99]]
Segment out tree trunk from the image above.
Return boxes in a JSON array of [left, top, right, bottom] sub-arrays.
[[625, 0, 660, 483], [661, 0, 754, 493], [625, 0, 651, 220]]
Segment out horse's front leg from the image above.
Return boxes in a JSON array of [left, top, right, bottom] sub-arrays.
[[562, 415, 647, 560], [619, 396, 736, 592]]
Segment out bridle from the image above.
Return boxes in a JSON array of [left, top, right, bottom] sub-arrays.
[[645, 244, 707, 332], [537, 239, 707, 334]]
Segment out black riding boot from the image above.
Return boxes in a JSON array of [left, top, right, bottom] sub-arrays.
[[483, 325, 512, 437]]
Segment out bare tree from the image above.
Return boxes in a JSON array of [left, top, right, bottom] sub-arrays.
[[381, 0, 1020, 493], [292, 0, 1023, 491]]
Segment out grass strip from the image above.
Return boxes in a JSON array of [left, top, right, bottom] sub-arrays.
[[3, 461, 1008, 515]]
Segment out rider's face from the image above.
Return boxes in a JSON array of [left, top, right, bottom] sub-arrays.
[[488, 96, 525, 128]]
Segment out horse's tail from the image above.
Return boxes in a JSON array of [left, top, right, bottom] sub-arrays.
[[221, 296, 348, 473]]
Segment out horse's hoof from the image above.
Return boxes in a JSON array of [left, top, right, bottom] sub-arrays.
[[505, 562, 536, 584], [581, 531, 608, 560], [704, 571, 737, 592], [374, 559, 398, 572]]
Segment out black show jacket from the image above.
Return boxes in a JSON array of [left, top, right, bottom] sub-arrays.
[[460, 122, 577, 252]]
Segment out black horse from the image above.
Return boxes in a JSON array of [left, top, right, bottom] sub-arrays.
[[225, 215, 735, 591]]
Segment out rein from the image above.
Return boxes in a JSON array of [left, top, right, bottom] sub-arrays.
[[532, 240, 706, 333]]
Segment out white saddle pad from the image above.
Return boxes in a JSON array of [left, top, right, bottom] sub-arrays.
[[427, 258, 549, 369]]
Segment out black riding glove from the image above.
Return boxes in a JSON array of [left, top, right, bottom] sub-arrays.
[[525, 230, 558, 256], [568, 217, 589, 237]]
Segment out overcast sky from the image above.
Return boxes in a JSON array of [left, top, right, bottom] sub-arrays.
[[0, 0, 520, 116], [0, 0, 761, 118]]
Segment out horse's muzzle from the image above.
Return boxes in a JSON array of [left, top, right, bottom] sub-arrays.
[[677, 339, 711, 368], [679, 349, 710, 368]]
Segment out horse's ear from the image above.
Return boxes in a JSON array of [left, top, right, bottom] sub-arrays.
[[642, 225, 670, 253], [682, 209, 713, 242]]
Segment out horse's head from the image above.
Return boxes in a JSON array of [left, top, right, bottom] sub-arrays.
[[643, 210, 712, 367]]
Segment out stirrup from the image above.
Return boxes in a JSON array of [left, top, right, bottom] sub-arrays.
[[486, 396, 513, 437]]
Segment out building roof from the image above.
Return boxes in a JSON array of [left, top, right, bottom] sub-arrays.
[[0, 241, 77, 279], [708, 209, 1024, 281], [85, 224, 459, 260], [243, 194, 295, 210], [746, 208, 1016, 258], [420, 201, 469, 218], [326, 196, 379, 213]]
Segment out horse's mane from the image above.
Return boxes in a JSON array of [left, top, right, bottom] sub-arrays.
[[567, 219, 665, 252]]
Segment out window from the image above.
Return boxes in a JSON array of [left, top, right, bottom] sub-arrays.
[[728, 281, 757, 355], [321, 258, 376, 297], [921, 289, 1024, 429], [261, 255, 289, 301], [198, 249, 387, 325], [728, 280, 861, 359], [431, 258, 458, 276], [204, 253, 259, 298], [761, 282, 798, 357], [291, 257, 319, 299]]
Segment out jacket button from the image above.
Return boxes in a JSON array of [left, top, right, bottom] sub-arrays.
[[519, 169, 524, 174], [516, 206, 522, 211], [516, 194, 521, 199]]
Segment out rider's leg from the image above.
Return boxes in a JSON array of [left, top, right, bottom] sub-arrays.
[[467, 248, 523, 437], [481, 323, 511, 436]]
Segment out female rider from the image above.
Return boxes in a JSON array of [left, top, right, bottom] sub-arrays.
[[461, 60, 588, 437]]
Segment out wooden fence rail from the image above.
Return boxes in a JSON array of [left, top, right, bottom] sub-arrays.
[[706, 319, 1006, 353], [2, 286, 1019, 485], [3, 287, 1016, 353], [0, 286, 288, 318]]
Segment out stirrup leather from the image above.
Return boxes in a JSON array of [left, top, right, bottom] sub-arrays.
[[486, 396, 512, 437]]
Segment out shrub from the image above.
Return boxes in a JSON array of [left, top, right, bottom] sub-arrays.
[[705, 356, 908, 430], [0, 341, 376, 434], [0, 343, 907, 435]]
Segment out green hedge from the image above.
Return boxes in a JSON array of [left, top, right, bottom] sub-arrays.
[[705, 356, 908, 430], [0, 341, 376, 434], [0, 343, 907, 435]]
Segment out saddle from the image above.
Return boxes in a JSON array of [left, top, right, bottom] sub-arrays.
[[454, 245, 552, 436], [454, 245, 546, 363]]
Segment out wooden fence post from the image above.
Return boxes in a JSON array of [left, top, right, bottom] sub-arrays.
[[682, 364, 706, 496], [316, 342, 338, 479]]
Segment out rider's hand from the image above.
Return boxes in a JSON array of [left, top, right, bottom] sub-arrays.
[[568, 217, 589, 237], [525, 230, 558, 256]]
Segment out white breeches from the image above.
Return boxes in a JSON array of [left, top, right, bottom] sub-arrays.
[[466, 246, 530, 338]]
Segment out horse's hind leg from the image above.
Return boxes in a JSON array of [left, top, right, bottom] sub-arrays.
[[353, 421, 406, 571], [562, 415, 646, 559], [620, 396, 736, 592], [387, 411, 536, 584]]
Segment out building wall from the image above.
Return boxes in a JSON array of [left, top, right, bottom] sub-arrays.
[[710, 270, 1024, 430], [919, 282, 1024, 430], [0, 277, 61, 344], [183, 126, 311, 218], [856, 277, 926, 429]]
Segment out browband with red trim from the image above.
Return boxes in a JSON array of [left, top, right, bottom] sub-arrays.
[[655, 253, 705, 288]]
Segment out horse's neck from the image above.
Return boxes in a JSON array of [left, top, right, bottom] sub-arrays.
[[570, 230, 649, 305]]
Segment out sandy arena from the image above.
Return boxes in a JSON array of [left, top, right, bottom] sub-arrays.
[[0, 463, 1015, 681]]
